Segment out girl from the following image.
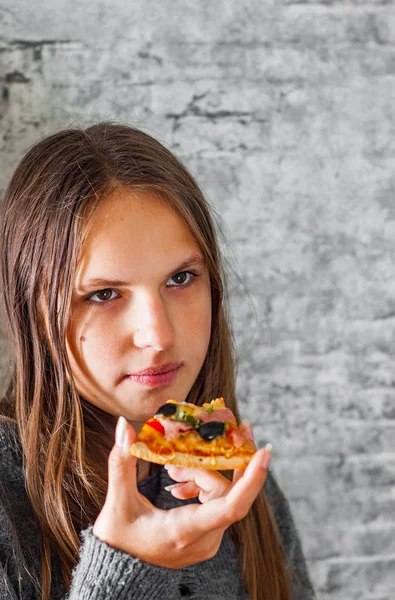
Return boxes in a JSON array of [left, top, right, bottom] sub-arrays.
[[0, 123, 315, 600]]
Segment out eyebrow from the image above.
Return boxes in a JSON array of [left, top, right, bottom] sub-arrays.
[[76, 253, 205, 292], [172, 253, 205, 273]]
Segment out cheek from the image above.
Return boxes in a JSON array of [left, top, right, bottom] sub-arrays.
[[180, 289, 212, 354], [67, 314, 121, 375], [84, 328, 121, 362]]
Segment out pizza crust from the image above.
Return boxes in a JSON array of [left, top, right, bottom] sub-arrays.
[[130, 440, 253, 470]]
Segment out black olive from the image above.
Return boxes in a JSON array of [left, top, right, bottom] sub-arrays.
[[155, 403, 178, 417], [197, 421, 225, 441]]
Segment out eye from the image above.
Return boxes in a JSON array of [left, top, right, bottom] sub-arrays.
[[167, 271, 194, 287], [87, 288, 119, 303]]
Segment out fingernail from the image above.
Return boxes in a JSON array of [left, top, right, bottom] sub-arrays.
[[164, 483, 182, 492], [164, 464, 170, 470], [262, 443, 272, 470], [115, 416, 127, 447]]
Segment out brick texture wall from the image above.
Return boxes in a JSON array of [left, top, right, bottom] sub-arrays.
[[1, 1, 395, 598]]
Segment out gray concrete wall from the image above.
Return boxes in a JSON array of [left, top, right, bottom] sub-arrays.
[[1, 1, 395, 598]]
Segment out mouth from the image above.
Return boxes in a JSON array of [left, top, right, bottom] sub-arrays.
[[125, 362, 183, 388]]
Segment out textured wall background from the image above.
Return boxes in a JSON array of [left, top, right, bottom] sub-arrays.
[[1, 1, 395, 598]]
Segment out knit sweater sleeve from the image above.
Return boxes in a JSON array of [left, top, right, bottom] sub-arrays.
[[265, 470, 316, 600], [0, 565, 19, 600], [0, 420, 183, 600], [66, 526, 182, 600]]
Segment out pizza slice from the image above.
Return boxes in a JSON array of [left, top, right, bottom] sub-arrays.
[[130, 397, 256, 470]]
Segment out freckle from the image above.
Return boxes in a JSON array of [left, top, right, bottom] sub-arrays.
[[80, 336, 86, 342]]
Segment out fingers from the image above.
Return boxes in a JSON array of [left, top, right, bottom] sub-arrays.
[[232, 467, 245, 486], [106, 417, 139, 508], [93, 418, 141, 543], [165, 465, 231, 502], [164, 481, 201, 500], [175, 445, 272, 538], [224, 445, 272, 518]]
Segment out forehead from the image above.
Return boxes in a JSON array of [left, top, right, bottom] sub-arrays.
[[76, 188, 202, 281]]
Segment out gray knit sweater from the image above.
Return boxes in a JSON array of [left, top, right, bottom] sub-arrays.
[[0, 420, 315, 600]]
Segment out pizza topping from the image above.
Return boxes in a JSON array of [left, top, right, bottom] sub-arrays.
[[155, 403, 178, 417], [227, 423, 254, 449], [198, 407, 236, 425], [149, 398, 253, 447], [197, 421, 225, 441], [155, 416, 194, 441], [146, 419, 165, 435], [242, 421, 254, 442], [155, 401, 202, 427], [203, 397, 226, 411], [154, 399, 235, 428], [130, 397, 257, 470], [175, 410, 201, 428]]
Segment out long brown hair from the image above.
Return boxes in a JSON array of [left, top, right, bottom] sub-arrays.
[[0, 123, 291, 600]]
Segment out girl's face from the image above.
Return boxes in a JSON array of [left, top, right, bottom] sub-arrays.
[[66, 188, 212, 425]]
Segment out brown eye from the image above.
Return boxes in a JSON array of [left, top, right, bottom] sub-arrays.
[[89, 288, 118, 303], [168, 272, 193, 287], [97, 289, 113, 301], [173, 272, 187, 284]]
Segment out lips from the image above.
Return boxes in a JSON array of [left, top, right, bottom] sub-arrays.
[[125, 362, 183, 387], [132, 362, 183, 376]]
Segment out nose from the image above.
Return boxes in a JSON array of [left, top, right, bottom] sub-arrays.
[[131, 291, 175, 352]]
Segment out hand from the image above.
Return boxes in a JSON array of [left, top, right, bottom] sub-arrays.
[[164, 434, 272, 504], [163, 464, 248, 502], [93, 417, 272, 569]]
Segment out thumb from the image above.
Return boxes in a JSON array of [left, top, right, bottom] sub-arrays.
[[107, 416, 138, 507]]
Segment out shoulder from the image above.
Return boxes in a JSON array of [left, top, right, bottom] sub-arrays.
[[0, 417, 32, 560], [0, 418, 23, 482], [264, 468, 291, 519], [264, 469, 298, 550], [0, 417, 28, 520], [0, 419, 43, 599], [264, 468, 301, 547], [264, 469, 316, 598]]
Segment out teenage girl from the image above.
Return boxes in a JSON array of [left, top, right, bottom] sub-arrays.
[[0, 123, 315, 600]]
